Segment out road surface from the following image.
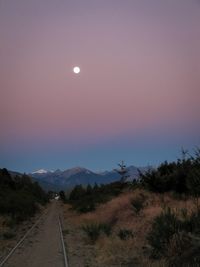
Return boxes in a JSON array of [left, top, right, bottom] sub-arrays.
[[4, 201, 66, 267]]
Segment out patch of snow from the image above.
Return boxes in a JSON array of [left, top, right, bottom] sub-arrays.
[[32, 169, 48, 174], [85, 170, 92, 174]]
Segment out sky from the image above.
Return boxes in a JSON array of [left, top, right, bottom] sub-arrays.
[[0, 0, 200, 173]]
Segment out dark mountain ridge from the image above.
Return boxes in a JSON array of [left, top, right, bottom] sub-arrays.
[[30, 165, 150, 191]]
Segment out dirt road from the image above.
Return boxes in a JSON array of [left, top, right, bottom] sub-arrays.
[[4, 201, 66, 267]]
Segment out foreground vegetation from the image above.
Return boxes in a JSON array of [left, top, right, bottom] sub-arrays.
[[68, 182, 126, 212], [0, 168, 48, 224], [140, 148, 200, 198], [62, 149, 200, 266]]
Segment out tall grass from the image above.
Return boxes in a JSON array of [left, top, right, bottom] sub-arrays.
[[148, 206, 200, 265], [82, 222, 112, 242]]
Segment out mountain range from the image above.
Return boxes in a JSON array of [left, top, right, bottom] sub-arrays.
[[30, 165, 150, 191]]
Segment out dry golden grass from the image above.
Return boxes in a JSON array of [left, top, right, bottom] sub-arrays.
[[62, 189, 198, 267]]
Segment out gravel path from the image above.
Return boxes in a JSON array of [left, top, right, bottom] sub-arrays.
[[4, 201, 65, 267]]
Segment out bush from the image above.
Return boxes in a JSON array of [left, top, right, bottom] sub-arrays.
[[167, 232, 200, 266], [5, 217, 17, 228], [0, 168, 48, 224], [69, 182, 126, 213], [78, 201, 95, 213], [147, 207, 181, 258], [59, 190, 66, 203], [118, 229, 134, 240], [3, 231, 15, 239], [186, 168, 200, 208], [188, 209, 200, 235], [82, 222, 112, 242], [131, 196, 145, 214], [82, 223, 102, 242], [139, 148, 200, 196], [148, 207, 200, 260], [100, 223, 112, 236]]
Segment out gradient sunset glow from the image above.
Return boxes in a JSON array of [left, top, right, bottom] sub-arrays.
[[0, 0, 199, 172]]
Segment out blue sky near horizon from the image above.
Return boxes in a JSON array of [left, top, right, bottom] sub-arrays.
[[1, 131, 199, 173]]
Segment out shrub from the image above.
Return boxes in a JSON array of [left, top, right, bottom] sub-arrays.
[[69, 182, 126, 213], [180, 208, 188, 220], [186, 168, 200, 208], [167, 232, 200, 266], [148, 207, 200, 260], [147, 207, 181, 258], [9, 191, 38, 222], [139, 148, 200, 196], [59, 191, 66, 203], [62, 229, 70, 235], [3, 231, 15, 239], [189, 209, 200, 235], [118, 229, 134, 240], [82, 222, 113, 242], [141, 167, 187, 194], [131, 196, 145, 214], [5, 217, 17, 228], [82, 223, 102, 242], [0, 168, 48, 224], [78, 201, 95, 213], [100, 223, 112, 236]]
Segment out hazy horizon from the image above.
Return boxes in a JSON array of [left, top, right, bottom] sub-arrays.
[[1, 0, 199, 173]]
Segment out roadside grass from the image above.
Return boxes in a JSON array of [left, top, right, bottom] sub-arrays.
[[63, 189, 198, 266]]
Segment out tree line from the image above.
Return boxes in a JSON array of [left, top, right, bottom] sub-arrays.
[[0, 168, 48, 223], [139, 148, 200, 199]]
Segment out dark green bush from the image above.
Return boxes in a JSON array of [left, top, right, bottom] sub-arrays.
[[188, 209, 200, 235], [82, 223, 102, 242], [59, 190, 66, 203], [118, 229, 134, 240], [147, 207, 181, 258], [186, 168, 200, 208], [82, 222, 112, 242], [167, 232, 200, 266], [131, 196, 145, 214], [0, 168, 48, 224], [78, 201, 95, 213], [140, 148, 200, 196], [3, 231, 15, 239], [69, 182, 126, 213], [148, 207, 200, 260], [100, 223, 112, 236]]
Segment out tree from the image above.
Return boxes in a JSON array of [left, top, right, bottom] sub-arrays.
[[69, 185, 85, 201], [59, 190, 66, 202], [114, 161, 129, 182], [187, 169, 200, 208]]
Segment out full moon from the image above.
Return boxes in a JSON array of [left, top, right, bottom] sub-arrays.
[[73, 66, 80, 74]]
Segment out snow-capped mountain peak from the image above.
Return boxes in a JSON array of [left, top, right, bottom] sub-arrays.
[[32, 169, 49, 174]]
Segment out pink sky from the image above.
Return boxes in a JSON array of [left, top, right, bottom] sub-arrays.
[[0, 0, 200, 171]]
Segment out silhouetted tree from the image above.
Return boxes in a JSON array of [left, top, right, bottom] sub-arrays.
[[59, 190, 66, 202], [114, 161, 129, 182]]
